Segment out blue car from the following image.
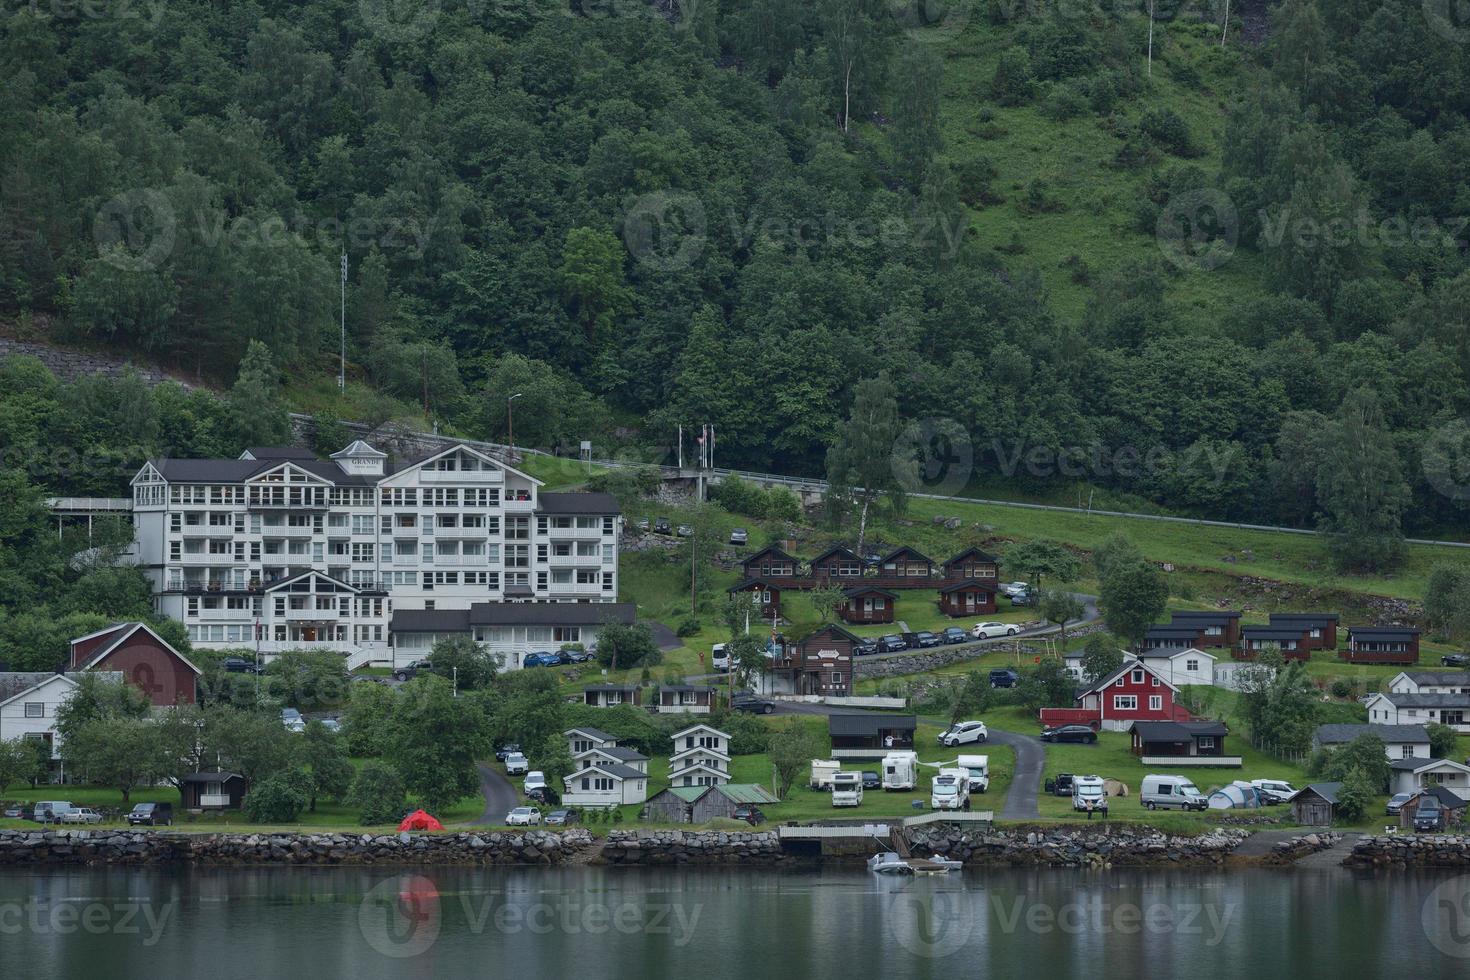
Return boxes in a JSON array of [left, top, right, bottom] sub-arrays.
[[522, 651, 559, 667]]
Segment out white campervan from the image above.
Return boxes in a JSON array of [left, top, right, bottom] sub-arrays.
[[1071, 775, 1108, 814], [882, 751, 919, 791], [1140, 774, 1208, 811], [832, 771, 864, 807], [957, 754, 990, 794], [711, 643, 730, 672], [930, 768, 971, 811]]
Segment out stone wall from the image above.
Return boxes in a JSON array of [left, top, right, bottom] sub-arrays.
[[1260, 832, 1341, 865], [1343, 834, 1470, 869], [597, 829, 795, 866], [855, 638, 1044, 680], [0, 337, 195, 388], [0, 829, 595, 866], [905, 824, 1251, 868]]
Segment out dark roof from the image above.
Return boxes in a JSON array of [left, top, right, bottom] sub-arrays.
[[743, 547, 799, 565], [536, 492, 619, 515], [1396, 671, 1468, 686], [660, 685, 715, 693], [878, 546, 933, 565], [1167, 610, 1241, 622], [938, 580, 997, 595], [0, 672, 62, 703], [728, 577, 779, 592], [1146, 627, 1201, 638], [181, 771, 245, 783], [827, 713, 917, 736], [843, 584, 899, 598], [1389, 757, 1457, 771], [1240, 626, 1310, 641], [1267, 612, 1339, 625], [570, 762, 646, 781], [1348, 626, 1421, 639], [798, 623, 862, 645], [1129, 720, 1228, 741], [944, 547, 999, 565], [1314, 723, 1429, 745], [389, 608, 472, 633], [471, 602, 635, 626], [565, 726, 614, 741], [1417, 785, 1469, 808], [1375, 692, 1470, 708], [243, 447, 319, 461], [504, 584, 535, 598], [1081, 661, 1173, 695], [589, 745, 649, 762], [583, 683, 639, 693], [1298, 782, 1343, 805], [811, 545, 860, 564]]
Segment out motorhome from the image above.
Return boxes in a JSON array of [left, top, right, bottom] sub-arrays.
[[1071, 775, 1108, 815], [1140, 774, 1208, 811], [810, 759, 841, 791], [711, 643, 729, 672], [957, 754, 990, 794], [930, 768, 971, 810], [832, 771, 865, 807], [881, 751, 919, 791]]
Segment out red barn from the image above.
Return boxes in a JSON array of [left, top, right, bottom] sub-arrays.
[[1040, 661, 1191, 733], [69, 623, 201, 707]]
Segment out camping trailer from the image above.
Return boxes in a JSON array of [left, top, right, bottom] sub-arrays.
[[832, 771, 864, 807], [810, 759, 841, 790], [957, 754, 990, 794], [882, 751, 919, 791]]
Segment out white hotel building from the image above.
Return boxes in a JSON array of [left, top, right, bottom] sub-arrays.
[[129, 441, 630, 668]]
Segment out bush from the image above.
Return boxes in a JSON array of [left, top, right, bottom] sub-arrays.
[[243, 769, 311, 823], [990, 47, 1035, 106], [349, 761, 407, 826], [719, 709, 771, 755], [1329, 679, 1352, 699], [676, 618, 702, 638], [1139, 107, 1196, 157], [711, 477, 768, 518], [765, 486, 802, 522], [1039, 82, 1089, 121], [1335, 767, 1375, 823]]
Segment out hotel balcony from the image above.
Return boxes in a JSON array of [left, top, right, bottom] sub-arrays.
[[419, 469, 504, 484]]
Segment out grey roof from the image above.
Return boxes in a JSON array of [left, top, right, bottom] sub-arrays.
[[1299, 782, 1343, 805], [243, 447, 319, 461], [1375, 692, 1470, 708], [944, 547, 999, 564], [844, 584, 899, 598], [575, 762, 649, 781], [1129, 720, 1228, 741], [1397, 671, 1470, 686], [728, 577, 779, 592], [0, 672, 61, 702], [827, 713, 916, 736], [744, 547, 799, 565], [1348, 626, 1421, 639], [590, 745, 648, 762], [536, 492, 619, 515], [1168, 610, 1241, 622], [1146, 627, 1201, 638], [1314, 723, 1429, 745], [181, 771, 244, 783], [1389, 758, 1452, 771], [1240, 626, 1309, 640], [811, 545, 860, 563], [389, 608, 471, 633], [1418, 785, 1468, 808], [583, 683, 639, 693], [566, 726, 614, 742], [660, 685, 714, 693], [390, 602, 636, 633], [504, 584, 534, 598], [878, 546, 933, 565], [938, 580, 996, 595]]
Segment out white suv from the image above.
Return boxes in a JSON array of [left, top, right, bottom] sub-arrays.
[[972, 622, 1020, 638], [938, 720, 989, 746], [504, 753, 529, 775], [523, 771, 547, 796]]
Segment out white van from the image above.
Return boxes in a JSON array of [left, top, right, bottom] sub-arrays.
[[831, 771, 864, 807], [957, 754, 990, 794], [1071, 775, 1108, 814], [930, 768, 971, 810], [711, 643, 729, 672], [33, 801, 74, 824], [810, 759, 841, 790], [881, 751, 919, 791], [1140, 774, 1208, 811], [1249, 779, 1299, 804]]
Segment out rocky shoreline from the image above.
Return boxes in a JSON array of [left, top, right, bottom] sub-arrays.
[[1343, 834, 1470, 869], [907, 824, 1252, 868]]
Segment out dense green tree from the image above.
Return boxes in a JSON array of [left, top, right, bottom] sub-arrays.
[[1315, 389, 1408, 571], [387, 677, 492, 814], [226, 341, 290, 447], [825, 373, 906, 555], [349, 762, 407, 826], [1079, 634, 1127, 684], [428, 635, 500, 691], [1098, 559, 1168, 646], [298, 720, 353, 813]]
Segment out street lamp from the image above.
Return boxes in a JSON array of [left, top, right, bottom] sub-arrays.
[[506, 393, 523, 462]]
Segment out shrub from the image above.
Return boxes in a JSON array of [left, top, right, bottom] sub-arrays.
[[1329, 679, 1352, 699], [1139, 107, 1196, 157], [676, 618, 702, 638], [1039, 82, 1089, 122], [990, 47, 1035, 106], [243, 769, 311, 823], [765, 486, 802, 522], [349, 761, 407, 826]]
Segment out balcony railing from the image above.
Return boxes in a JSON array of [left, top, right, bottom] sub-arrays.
[[419, 469, 503, 483]]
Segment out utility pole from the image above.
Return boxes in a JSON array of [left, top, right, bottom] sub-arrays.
[[339, 253, 347, 393], [507, 393, 523, 463]]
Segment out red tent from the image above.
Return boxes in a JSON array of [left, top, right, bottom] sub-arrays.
[[397, 809, 444, 832]]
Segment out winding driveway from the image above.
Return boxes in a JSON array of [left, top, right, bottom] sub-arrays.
[[472, 763, 521, 826]]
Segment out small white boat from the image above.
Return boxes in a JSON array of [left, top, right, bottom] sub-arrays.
[[867, 851, 960, 875]]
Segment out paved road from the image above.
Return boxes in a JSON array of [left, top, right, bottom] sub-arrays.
[[472, 763, 521, 825], [770, 701, 1046, 819]]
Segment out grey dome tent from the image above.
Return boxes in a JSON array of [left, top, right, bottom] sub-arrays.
[[1207, 780, 1263, 809]]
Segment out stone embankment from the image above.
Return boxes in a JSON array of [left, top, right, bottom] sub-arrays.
[[906, 824, 1251, 868], [1343, 834, 1470, 869], [597, 829, 793, 865]]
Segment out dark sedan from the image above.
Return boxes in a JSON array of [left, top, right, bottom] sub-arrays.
[[1442, 654, 1470, 667], [222, 656, 258, 674], [732, 805, 766, 825], [1040, 725, 1098, 744], [878, 634, 907, 654], [941, 627, 968, 645], [731, 694, 776, 714], [914, 631, 942, 648], [853, 638, 880, 657]]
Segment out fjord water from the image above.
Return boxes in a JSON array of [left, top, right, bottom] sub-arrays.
[[0, 865, 1465, 978]]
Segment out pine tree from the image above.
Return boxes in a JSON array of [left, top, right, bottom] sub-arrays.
[[227, 340, 291, 448]]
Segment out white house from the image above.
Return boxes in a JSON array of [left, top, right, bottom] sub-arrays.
[[1390, 757, 1470, 801], [561, 727, 650, 807], [1388, 671, 1470, 696], [1365, 691, 1470, 734], [1313, 723, 1431, 761], [1134, 647, 1217, 687], [0, 673, 79, 767], [669, 724, 732, 787]]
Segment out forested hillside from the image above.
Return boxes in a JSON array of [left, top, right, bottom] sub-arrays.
[[3, 0, 1469, 541]]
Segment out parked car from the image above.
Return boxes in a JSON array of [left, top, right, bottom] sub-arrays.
[[545, 809, 579, 826], [319, 718, 342, 733], [522, 651, 560, 668], [988, 668, 1019, 688], [1048, 773, 1075, 797], [222, 656, 258, 674], [1041, 725, 1098, 744], [914, 631, 942, 648], [1386, 792, 1416, 816], [393, 659, 433, 682], [1009, 591, 1036, 607], [853, 638, 879, 657], [495, 744, 522, 762], [676, 524, 693, 537], [731, 805, 766, 826], [731, 693, 776, 714], [281, 707, 302, 723], [504, 752, 530, 775], [938, 720, 988, 746], [653, 517, 673, 535], [523, 771, 547, 796], [61, 807, 103, 825], [505, 806, 542, 826], [1000, 582, 1030, 597], [127, 802, 174, 827], [1442, 653, 1470, 667], [1250, 779, 1299, 805], [972, 621, 1020, 639], [3, 805, 24, 819], [1414, 796, 1445, 832], [635, 517, 650, 533], [878, 634, 908, 654], [861, 771, 881, 790], [729, 528, 748, 546], [31, 801, 73, 824], [941, 627, 968, 645]]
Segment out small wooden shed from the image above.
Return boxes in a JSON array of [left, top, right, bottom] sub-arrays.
[[1291, 782, 1342, 827]]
